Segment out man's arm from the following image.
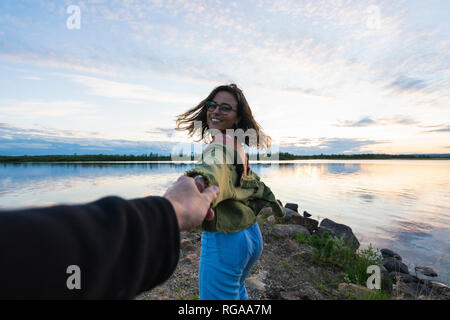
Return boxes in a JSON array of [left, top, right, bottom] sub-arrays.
[[0, 195, 180, 299]]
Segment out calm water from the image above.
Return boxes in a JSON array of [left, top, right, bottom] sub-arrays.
[[1, 160, 449, 284]]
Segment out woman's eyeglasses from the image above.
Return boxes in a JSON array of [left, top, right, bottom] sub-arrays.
[[205, 101, 236, 114]]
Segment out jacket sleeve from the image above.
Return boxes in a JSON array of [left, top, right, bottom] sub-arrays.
[[0, 196, 180, 299], [242, 173, 285, 218], [185, 142, 237, 207], [262, 183, 285, 218]]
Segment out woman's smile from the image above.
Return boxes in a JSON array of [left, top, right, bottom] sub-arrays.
[[206, 91, 240, 131]]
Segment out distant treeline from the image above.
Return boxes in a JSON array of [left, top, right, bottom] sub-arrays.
[[0, 153, 172, 163], [274, 153, 448, 160], [0, 152, 448, 163]]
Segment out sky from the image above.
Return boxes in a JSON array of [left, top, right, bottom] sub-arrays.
[[0, 0, 449, 156]]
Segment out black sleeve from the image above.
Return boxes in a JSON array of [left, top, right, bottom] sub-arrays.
[[0, 196, 180, 299]]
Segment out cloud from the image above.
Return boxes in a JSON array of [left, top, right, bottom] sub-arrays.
[[392, 116, 419, 125], [388, 75, 428, 92], [20, 76, 41, 80], [0, 52, 116, 77], [337, 117, 377, 127], [0, 123, 386, 156], [68, 75, 199, 104], [0, 99, 98, 118], [145, 127, 178, 138], [281, 86, 331, 98], [0, 123, 177, 156], [336, 115, 419, 127], [424, 125, 450, 133], [2, 0, 448, 109], [0, 123, 97, 139], [257, 0, 405, 38], [416, 123, 450, 134], [279, 137, 386, 154]]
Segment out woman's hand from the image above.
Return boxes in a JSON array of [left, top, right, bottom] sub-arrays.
[[163, 176, 218, 231], [194, 176, 215, 221]]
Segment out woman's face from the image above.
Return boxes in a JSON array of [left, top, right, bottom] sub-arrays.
[[206, 91, 240, 132]]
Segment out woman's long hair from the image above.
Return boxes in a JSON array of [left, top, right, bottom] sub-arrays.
[[176, 84, 271, 150]]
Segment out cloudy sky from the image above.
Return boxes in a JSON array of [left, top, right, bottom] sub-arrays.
[[0, 0, 449, 155]]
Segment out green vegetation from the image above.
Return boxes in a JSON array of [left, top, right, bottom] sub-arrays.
[[359, 290, 391, 300], [0, 152, 448, 163], [314, 279, 331, 293], [295, 231, 393, 298]]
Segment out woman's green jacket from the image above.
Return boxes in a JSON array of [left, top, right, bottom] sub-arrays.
[[185, 142, 285, 233]]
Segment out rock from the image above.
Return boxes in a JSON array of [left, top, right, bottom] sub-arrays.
[[283, 207, 301, 217], [271, 224, 310, 238], [184, 253, 197, 264], [258, 206, 272, 217], [180, 239, 192, 248], [246, 277, 266, 293], [303, 210, 311, 218], [183, 244, 196, 252], [267, 215, 276, 224], [180, 239, 196, 252], [394, 281, 430, 299], [317, 218, 360, 250], [291, 215, 319, 234], [338, 283, 372, 297], [286, 239, 300, 250], [380, 248, 402, 261], [419, 278, 432, 287], [378, 264, 389, 278], [180, 239, 195, 251], [414, 266, 438, 277], [382, 257, 409, 274], [428, 281, 450, 297], [266, 285, 282, 300], [389, 272, 420, 283], [279, 207, 302, 224], [284, 203, 298, 212], [246, 270, 268, 298], [293, 243, 314, 260], [258, 270, 268, 280], [279, 291, 307, 300]]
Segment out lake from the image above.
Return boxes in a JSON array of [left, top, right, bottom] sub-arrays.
[[1, 160, 449, 285]]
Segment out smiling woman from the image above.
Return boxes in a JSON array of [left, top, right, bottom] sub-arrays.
[[175, 84, 271, 150], [175, 84, 284, 300]]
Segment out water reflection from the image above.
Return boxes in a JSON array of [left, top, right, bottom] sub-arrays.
[[259, 163, 362, 177], [358, 193, 375, 203], [0, 160, 449, 284]]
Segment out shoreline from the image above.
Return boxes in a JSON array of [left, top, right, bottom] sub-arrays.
[[138, 206, 449, 300], [1, 158, 450, 164], [1, 153, 449, 163]]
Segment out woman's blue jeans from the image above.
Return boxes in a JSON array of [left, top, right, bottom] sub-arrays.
[[199, 223, 263, 300]]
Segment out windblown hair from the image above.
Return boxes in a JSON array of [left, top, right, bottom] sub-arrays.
[[176, 84, 271, 150]]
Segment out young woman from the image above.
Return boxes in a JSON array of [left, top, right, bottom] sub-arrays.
[[176, 84, 284, 300]]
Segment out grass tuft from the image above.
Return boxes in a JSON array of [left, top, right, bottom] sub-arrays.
[[294, 231, 393, 298]]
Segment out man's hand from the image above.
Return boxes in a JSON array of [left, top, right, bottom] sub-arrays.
[[163, 176, 219, 231]]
